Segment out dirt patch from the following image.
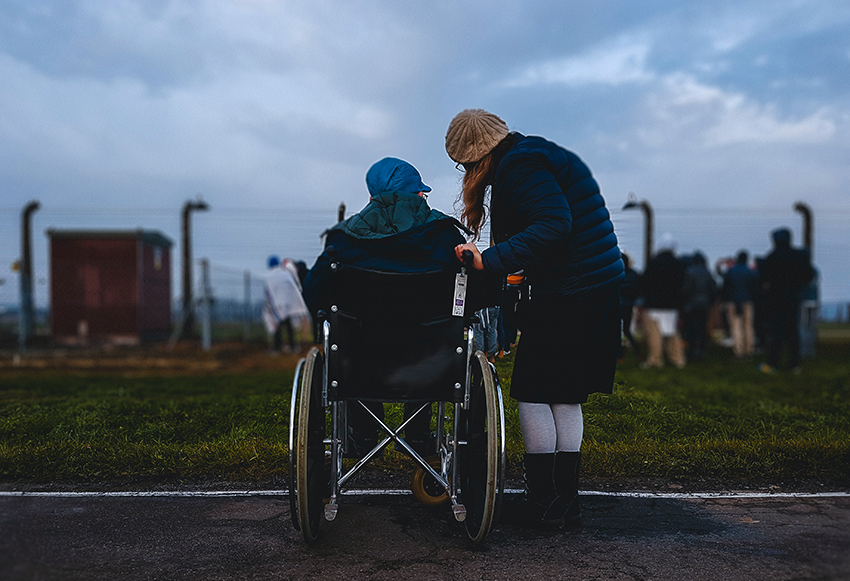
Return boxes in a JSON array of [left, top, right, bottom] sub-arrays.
[[0, 341, 306, 375]]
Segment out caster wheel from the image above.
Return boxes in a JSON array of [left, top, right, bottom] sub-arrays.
[[411, 459, 449, 507]]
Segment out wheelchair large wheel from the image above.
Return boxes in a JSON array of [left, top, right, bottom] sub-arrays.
[[288, 357, 306, 532], [294, 347, 328, 544], [457, 350, 503, 544]]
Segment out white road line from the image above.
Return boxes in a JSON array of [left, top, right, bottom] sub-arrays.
[[579, 490, 850, 499], [0, 489, 847, 499]]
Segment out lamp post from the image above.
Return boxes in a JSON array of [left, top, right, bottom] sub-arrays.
[[793, 201, 817, 358], [19, 200, 40, 352], [622, 192, 654, 268], [793, 201, 813, 252], [180, 197, 209, 339]]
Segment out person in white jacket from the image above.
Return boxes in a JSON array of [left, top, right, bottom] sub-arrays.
[[263, 256, 310, 353]]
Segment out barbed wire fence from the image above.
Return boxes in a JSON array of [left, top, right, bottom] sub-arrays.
[[1, 203, 849, 350], [188, 261, 268, 344]]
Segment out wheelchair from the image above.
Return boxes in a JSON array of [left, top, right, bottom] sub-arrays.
[[288, 258, 506, 545]]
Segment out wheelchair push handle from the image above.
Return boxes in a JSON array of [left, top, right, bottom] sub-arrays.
[[461, 250, 474, 268]]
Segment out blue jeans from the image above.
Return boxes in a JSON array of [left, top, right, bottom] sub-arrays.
[[473, 306, 500, 355]]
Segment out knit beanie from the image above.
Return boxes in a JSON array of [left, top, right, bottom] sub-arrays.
[[445, 109, 509, 164]]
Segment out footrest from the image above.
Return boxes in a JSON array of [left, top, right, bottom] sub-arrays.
[[324, 503, 338, 521], [452, 503, 466, 522]]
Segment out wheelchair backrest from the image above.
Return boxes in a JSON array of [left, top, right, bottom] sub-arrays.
[[324, 265, 469, 403]]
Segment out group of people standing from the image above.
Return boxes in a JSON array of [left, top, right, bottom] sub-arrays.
[[619, 228, 816, 373]]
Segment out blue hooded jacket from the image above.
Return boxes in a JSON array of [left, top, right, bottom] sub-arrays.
[[365, 156, 431, 197], [483, 134, 624, 298], [302, 158, 472, 316]]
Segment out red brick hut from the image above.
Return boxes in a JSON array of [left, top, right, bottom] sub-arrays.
[[48, 229, 173, 345]]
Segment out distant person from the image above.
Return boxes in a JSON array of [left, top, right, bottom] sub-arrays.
[[446, 108, 624, 528], [721, 251, 757, 358], [263, 256, 310, 353], [618, 253, 640, 358], [681, 251, 717, 361], [799, 265, 819, 359], [636, 233, 686, 368], [758, 228, 815, 373], [499, 271, 524, 357], [713, 255, 736, 345], [302, 157, 473, 457], [474, 305, 500, 363], [294, 260, 309, 286]]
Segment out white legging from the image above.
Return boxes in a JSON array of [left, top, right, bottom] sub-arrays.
[[518, 402, 583, 453]]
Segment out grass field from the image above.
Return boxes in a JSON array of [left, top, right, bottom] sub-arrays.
[[0, 338, 848, 488]]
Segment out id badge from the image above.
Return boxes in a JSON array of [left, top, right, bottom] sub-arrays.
[[452, 272, 468, 317]]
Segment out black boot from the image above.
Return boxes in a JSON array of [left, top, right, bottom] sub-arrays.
[[501, 453, 562, 527], [554, 451, 581, 525]]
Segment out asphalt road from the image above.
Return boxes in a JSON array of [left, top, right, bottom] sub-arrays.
[[1, 490, 848, 580]]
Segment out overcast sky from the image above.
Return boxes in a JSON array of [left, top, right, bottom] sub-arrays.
[[2, 0, 849, 302]]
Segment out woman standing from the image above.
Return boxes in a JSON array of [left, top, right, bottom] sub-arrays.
[[446, 109, 624, 526]]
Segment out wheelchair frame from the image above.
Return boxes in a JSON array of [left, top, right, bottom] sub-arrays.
[[288, 264, 506, 545]]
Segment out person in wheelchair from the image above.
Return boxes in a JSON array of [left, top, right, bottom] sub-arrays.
[[302, 156, 475, 458]]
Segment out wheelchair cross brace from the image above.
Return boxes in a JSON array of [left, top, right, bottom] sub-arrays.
[[324, 400, 466, 522], [321, 320, 470, 523]]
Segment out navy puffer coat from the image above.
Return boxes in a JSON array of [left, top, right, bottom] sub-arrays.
[[483, 134, 624, 298]]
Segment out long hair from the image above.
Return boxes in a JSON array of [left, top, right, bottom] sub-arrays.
[[459, 154, 494, 240], [458, 133, 516, 240]]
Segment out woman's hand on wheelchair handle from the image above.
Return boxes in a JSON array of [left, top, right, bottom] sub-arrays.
[[455, 243, 484, 270]]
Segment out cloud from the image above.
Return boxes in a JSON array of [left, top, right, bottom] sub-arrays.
[[500, 39, 654, 88], [702, 12, 765, 53], [706, 103, 835, 146], [643, 74, 837, 147]]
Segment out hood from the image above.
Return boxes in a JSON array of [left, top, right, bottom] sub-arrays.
[[365, 157, 431, 197]]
